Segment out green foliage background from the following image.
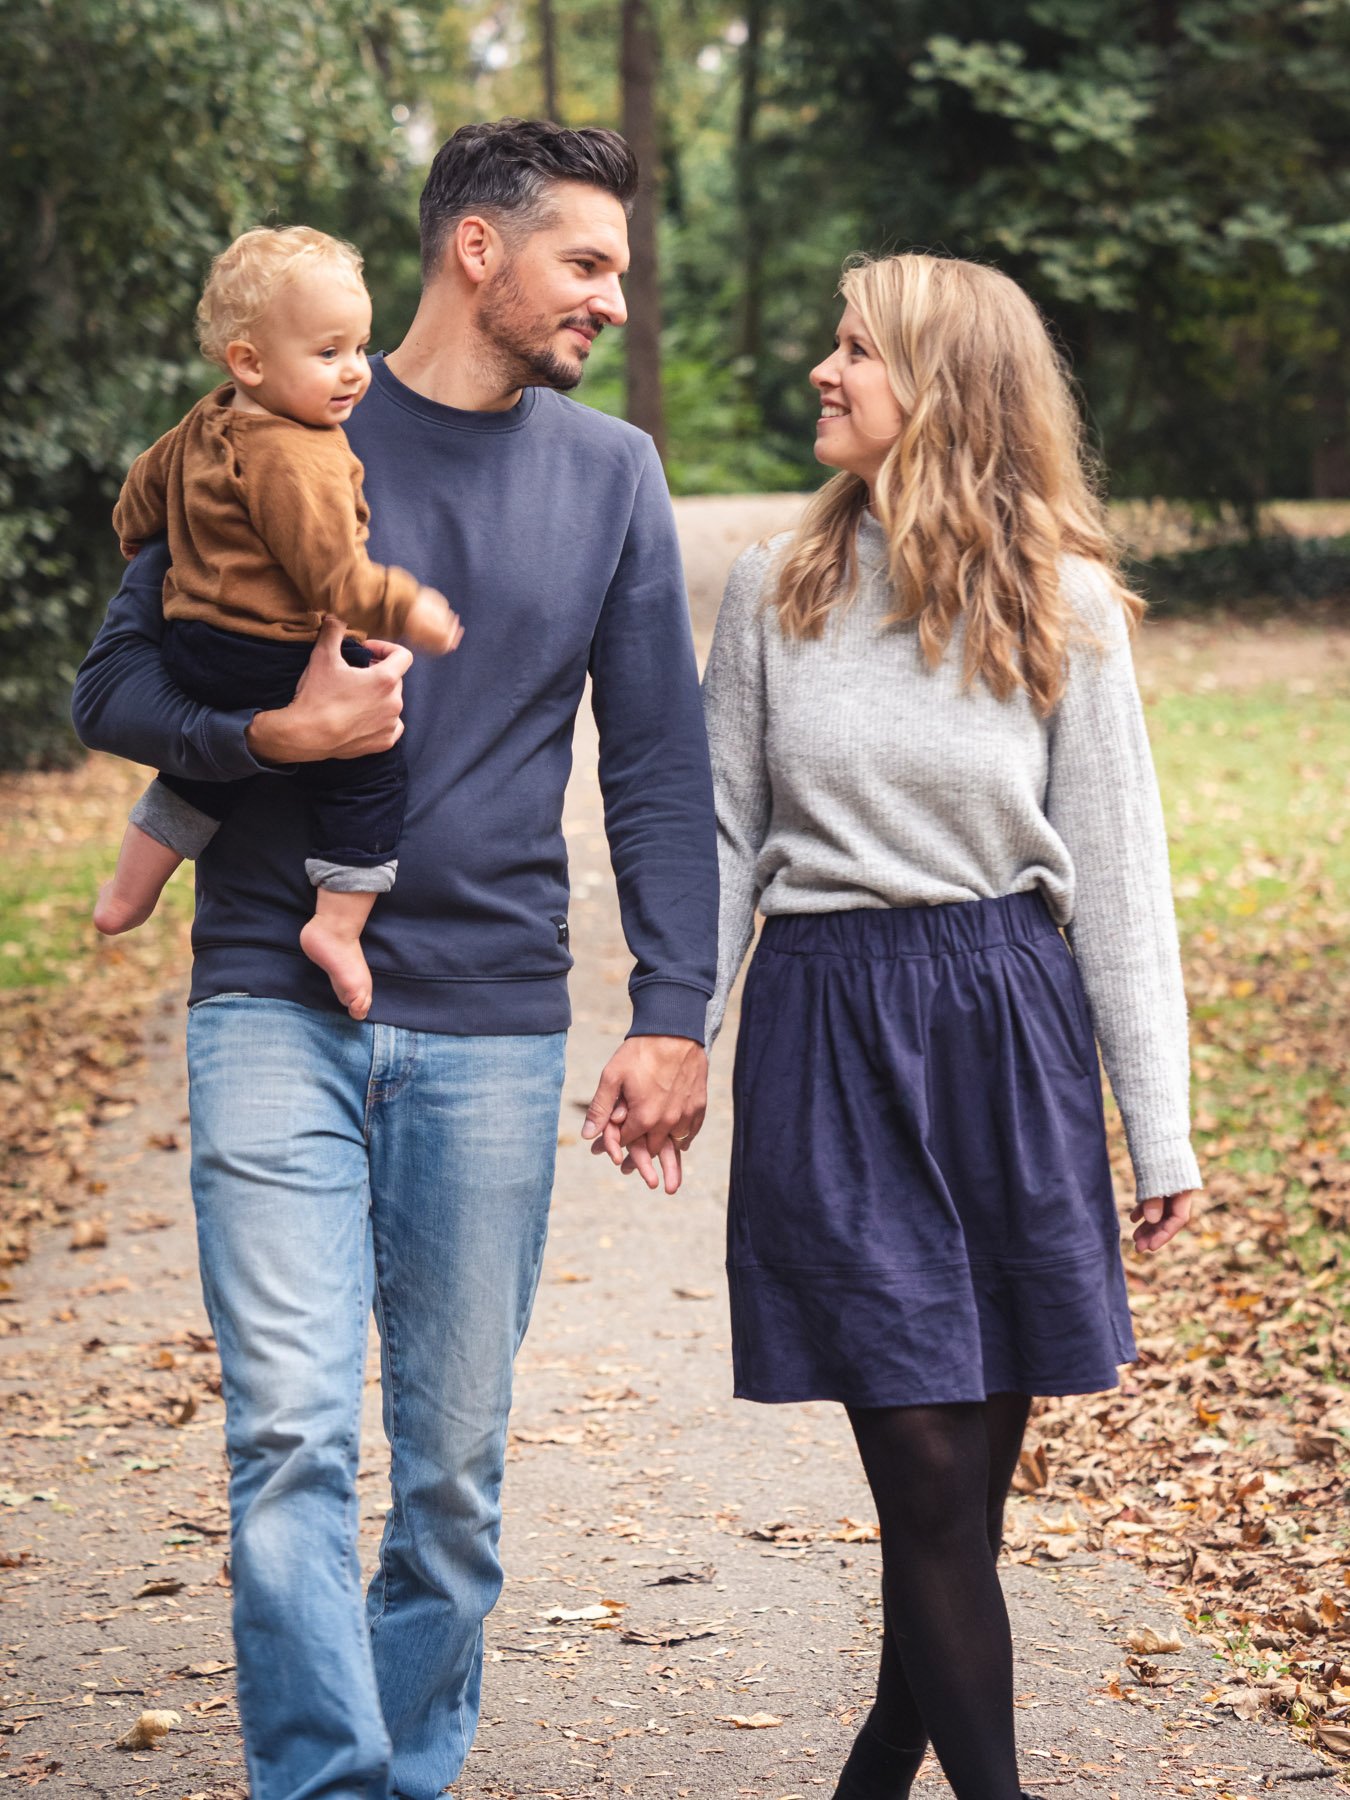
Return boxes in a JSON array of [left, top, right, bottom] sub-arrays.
[[3, 0, 1348, 765]]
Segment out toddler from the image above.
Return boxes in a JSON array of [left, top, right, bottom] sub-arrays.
[[95, 226, 460, 1020]]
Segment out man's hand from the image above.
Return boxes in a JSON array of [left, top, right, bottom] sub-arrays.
[[245, 615, 413, 765], [582, 1036, 707, 1195], [1130, 1189, 1196, 1253]]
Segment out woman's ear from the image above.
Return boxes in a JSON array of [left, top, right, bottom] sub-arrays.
[[226, 339, 265, 390]]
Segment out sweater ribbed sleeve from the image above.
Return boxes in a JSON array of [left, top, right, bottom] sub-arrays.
[[1046, 562, 1202, 1199], [702, 543, 774, 1047]]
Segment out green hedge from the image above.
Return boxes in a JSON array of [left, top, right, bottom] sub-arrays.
[[1131, 535, 1350, 613]]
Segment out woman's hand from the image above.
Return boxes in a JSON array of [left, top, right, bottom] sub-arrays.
[[246, 614, 412, 764], [1130, 1189, 1197, 1253]]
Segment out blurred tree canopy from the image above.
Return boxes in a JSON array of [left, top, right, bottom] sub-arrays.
[[0, 0, 425, 764], [2, 0, 1348, 763]]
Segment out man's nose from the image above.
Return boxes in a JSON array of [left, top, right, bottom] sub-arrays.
[[591, 275, 627, 328]]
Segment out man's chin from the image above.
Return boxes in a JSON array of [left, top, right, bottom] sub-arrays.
[[530, 347, 586, 392]]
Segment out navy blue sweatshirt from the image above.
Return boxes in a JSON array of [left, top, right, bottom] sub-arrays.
[[72, 356, 718, 1040]]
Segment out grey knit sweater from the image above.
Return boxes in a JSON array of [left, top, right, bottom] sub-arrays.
[[703, 513, 1201, 1201]]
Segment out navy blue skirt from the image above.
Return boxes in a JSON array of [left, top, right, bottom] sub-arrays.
[[727, 892, 1136, 1406]]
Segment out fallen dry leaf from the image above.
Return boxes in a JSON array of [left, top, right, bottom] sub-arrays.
[[647, 1565, 715, 1585], [831, 1517, 880, 1544], [116, 1710, 180, 1750], [1125, 1627, 1184, 1655], [541, 1601, 624, 1624], [68, 1218, 108, 1251], [719, 1712, 784, 1729]]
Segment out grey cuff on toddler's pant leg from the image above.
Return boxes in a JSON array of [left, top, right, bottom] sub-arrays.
[[130, 780, 221, 860], [305, 858, 399, 894]]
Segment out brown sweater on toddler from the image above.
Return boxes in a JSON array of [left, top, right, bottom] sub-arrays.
[[112, 384, 421, 643]]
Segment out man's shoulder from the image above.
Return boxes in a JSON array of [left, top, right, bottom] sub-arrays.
[[533, 391, 655, 472]]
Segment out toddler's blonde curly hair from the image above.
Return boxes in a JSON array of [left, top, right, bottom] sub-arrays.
[[196, 226, 366, 366]]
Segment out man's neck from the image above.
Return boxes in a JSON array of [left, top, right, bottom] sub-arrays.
[[385, 293, 524, 414]]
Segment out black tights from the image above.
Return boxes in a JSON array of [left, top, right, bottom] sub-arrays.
[[841, 1393, 1032, 1800]]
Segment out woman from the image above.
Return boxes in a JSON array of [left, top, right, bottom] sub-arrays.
[[701, 253, 1200, 1800]]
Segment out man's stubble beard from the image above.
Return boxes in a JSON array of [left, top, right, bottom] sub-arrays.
[[478, 259, 596, 394]]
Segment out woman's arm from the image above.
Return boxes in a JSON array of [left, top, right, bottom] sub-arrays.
[[702, 543, 776, 1044], [1045, 560, 1202, 1203]]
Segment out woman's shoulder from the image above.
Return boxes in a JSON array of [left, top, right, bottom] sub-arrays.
[[716, 531, 790, 627], [1058, 553, 1131, 646], [728, 530, 791, 590]]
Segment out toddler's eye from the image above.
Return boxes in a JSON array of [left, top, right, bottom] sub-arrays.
[[320, 348, 338, 361]]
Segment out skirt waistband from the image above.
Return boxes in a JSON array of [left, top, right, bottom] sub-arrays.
[[759, 890, 1060, 960]]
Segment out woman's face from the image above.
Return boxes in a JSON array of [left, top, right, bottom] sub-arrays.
[[810, 302, 903, 488]]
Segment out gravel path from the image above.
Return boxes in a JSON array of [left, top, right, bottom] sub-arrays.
[[0, 497, 1334, 1798]]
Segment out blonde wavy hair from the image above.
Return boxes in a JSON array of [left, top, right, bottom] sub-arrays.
[[772, 253, 1142, 714], [196, 226, 366, 367]]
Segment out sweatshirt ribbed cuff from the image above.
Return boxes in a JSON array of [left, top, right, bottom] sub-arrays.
[[209, 706, 286, 780], [627, 980, 711, 1045], [1129, 1137, 1202, 1201]]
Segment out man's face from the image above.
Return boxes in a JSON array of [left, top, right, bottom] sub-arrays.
[[476, 182, 630, 392]]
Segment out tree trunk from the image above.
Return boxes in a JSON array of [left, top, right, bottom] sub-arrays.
[[735, 0, 765, 402], [620, 0, 665, 458], [1312, 361, 1350, 497], [538, 0, 561, 123]]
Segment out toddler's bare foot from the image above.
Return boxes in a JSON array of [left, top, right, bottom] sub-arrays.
[[94, 876, 160, 936], [300, 915, 373, 1021]]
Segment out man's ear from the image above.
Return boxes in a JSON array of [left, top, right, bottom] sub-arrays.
[[226, 339, 265, 390], [453, 214, 504, 287]]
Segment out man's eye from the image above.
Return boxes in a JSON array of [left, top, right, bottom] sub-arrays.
[[574, 260, 596, 275]]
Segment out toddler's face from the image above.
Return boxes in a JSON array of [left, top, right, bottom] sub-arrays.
[[235, 267, 373, 429]]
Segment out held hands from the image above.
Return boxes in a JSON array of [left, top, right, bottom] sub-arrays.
[[1130, 1189, 1197, 1253], [402, 586, 464, 656], [582, 1036, 708, 1196]]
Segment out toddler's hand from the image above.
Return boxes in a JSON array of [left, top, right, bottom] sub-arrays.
[[402, 587, 463, 656]]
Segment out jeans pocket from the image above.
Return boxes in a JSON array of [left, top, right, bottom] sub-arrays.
[[187, 990, 252, 1011]]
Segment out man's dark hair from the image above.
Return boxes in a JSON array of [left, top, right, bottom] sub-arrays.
[[419, 118, 639, 281]]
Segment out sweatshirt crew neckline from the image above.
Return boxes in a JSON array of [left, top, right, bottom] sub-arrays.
[[368, 353, 539, 433]]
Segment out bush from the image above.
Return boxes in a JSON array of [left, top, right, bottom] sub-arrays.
[[0, 0, 422, 769], [1131, 535, 1350, 613]]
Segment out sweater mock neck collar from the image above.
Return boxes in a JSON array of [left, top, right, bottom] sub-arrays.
[[855, 507, 889, 574]]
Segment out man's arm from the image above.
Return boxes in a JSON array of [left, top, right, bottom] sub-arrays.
[[72, 539, 271, 779], [581, 441, 719, 1193], [72, 539, 410, 772]]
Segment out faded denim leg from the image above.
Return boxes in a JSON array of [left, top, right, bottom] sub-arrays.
[[186, 995, 390, 1800], [363, 1029, 566, 1800]]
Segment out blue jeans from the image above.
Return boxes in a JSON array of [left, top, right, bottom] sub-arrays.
[[186, 996, 567, 1800]]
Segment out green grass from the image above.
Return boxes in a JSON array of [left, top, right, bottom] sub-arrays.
[[0, 850, 193, 991], [0, 762, 195, 993], [1146, 677, 1350, 1371], [1151, 684, 1350, 1124]]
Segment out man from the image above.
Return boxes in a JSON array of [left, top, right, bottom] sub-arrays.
[[72, 119, 717, 1800]]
